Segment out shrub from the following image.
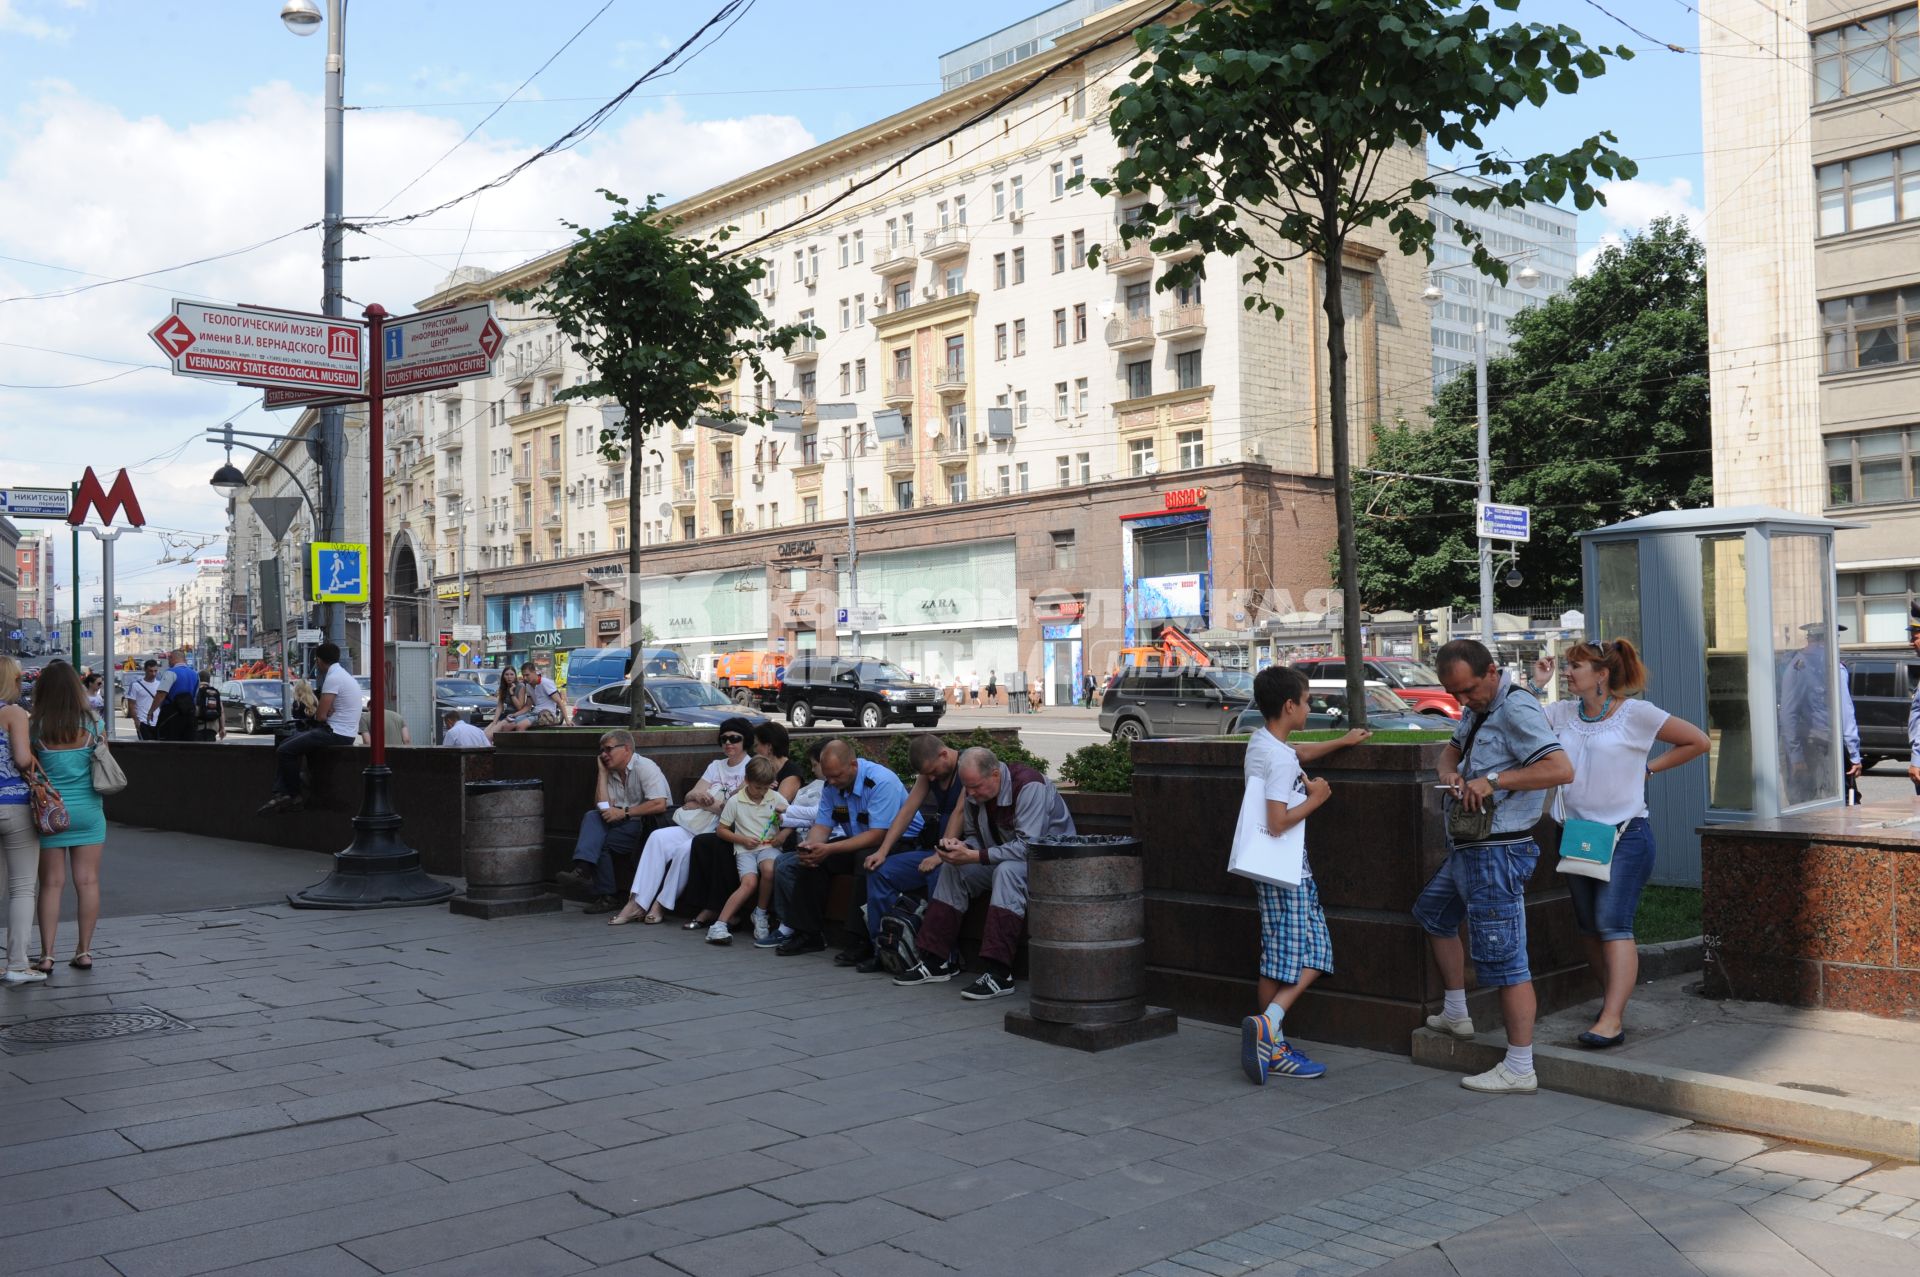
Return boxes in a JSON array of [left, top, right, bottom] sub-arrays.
[[1059, 738, 1133, 793], [883, 727, 1048, 786]]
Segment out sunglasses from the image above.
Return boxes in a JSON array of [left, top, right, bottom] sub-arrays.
[[719, 734, 746, 745]]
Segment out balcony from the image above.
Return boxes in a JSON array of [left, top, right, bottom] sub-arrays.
[[933, 435, 971, 466], [670, 483, 699, 509], [710, 475, 736, 499], [669, 425, 697, 452], [435, 475, 463, 497], [922, 225, 971, 262], [785, 337, 819, 366], [511, 465, 532, 487], [1106, 315, 1155, 351], [882, 376, 915, 406], [1157, 303, 1207, 340], [434, 427, 463, 451], [882, 442, 916, 474], [541, 510, 562, 529], [538, 458, 562, 480], [389, 418, 422, 443], [801, 395, 819, 423], [1103, 240, 1153, 275], [933, 364, 967, 395], [870, 241, 918, 275]]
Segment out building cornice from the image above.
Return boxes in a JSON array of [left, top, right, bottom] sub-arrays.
[[873, 290, 980, 339]]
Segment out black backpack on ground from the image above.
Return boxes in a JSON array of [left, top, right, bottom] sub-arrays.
[[876, 892, 930, 976]]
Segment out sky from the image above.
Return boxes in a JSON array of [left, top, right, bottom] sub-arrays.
[[0, 0, 1717, 622]]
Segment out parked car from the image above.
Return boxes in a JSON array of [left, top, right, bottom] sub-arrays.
[[434, 678, 496, 739], [1847, 653, 1920, 768], [572, 675, 770, 729], [219, 679, 289, 735], [1232, 681, 1442, 734], [777, 655, 945, 730], [1099, 667, 1257, 741], [1289, 656, 1461, 718], [452, 668, 504, 698], [561, 645, 685, 696], [715, 650, 787, 707]]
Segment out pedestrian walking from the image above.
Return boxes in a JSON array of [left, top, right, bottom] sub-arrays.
[[155, 652, 200, 742], [968, 672, 981, 706], [1417, 639, 1573, 1095], [0, 657, 44, 985], [1236, 666, 1369, 1083], [985, 671, 998, 707], [1082, 673, 1097, 708], [1528, 640, 1708, 1049], [126, 660, 163, 741], [28, 661, 107, 975]]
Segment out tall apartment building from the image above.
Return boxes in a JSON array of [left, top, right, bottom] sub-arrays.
[[15, 529, 55, 627], [172, 560, 230, 655], [374, 0, 1429, 691], [0, 517, 18, 648], [1426, 170, 1577, 390], [1701, 0, 1920, 649]]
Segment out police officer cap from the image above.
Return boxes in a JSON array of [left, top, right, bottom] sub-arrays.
[[1798, 622, 1846, 634]]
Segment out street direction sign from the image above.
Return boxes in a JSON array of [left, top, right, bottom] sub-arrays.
[[310, 542, 369, 603], [149, 300, 364, 394], [263, 385, 362, 410], [1476, 502, 1532, 543], [237, 647, 265, 661], [0, 487, 70, 518], [837, 606, 881, 627], [450, 624, 483, 642], [295, 628, 324, 644], [381, 303, 504, 394]]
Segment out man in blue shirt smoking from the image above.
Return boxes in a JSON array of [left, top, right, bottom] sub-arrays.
[[770, 739, 922, 965]]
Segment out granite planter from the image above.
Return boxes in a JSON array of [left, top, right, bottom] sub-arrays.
[[1130, 737, 1593, 1053]]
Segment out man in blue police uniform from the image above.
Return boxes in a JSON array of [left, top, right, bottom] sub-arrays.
[[1779, 622, 1843, 807], [772, 739, 921, 961]]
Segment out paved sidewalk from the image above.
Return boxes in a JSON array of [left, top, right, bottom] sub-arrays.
[[2, 850, 1916, 1276]]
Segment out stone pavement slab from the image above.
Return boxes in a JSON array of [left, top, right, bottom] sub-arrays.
[[0, 831, 1914, 1276]]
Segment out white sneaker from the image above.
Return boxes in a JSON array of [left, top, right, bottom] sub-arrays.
[[2, 967, 48, 986], [751, 909, 770, 942], [705, 921, 733, 945], [1461, 1062, 1538, 1094], [1425, 1013, 1475, 1040]]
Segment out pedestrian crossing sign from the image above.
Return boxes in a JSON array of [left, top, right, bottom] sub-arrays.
[[310, 542, 369, 603]]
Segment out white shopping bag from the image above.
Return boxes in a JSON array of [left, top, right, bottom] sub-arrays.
[[1227, 781, 1306, 888]]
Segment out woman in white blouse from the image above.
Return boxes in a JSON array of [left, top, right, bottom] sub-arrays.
[[1530, 638, 1708, 1049]]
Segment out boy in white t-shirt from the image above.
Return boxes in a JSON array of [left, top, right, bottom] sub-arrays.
[[1239, 665, 1369, 1085], [707, 756, 789, 944]]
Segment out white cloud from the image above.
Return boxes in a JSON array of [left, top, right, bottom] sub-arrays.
[[1576, 177, 1703, 274], [0, 80, 812, 601], [0, 0, 70, 39]]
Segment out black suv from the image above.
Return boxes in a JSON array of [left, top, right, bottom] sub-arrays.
[[1099, 667, 1255, 740], [1847, 654, 1919, 767], [779, 656, 944, 730]]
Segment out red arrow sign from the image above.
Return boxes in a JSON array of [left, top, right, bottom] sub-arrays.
[[150, 315, 196, 359], [478, 317, 503, 360]]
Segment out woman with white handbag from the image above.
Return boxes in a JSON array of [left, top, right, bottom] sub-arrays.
[[28, 661, 113, 975], [1528, 639, 1707, 1049]]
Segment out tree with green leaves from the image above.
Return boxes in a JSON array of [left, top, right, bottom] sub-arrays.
[[1087, 0, 1634, 722], [1353, 217, 1710, 612], [509, 191, 817, 725]]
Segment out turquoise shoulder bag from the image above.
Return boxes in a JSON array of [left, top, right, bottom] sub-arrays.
[[1556, 818, 1619, 881]]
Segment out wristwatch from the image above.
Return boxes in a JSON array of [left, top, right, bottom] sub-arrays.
[[1485, 771, 1502, 792]]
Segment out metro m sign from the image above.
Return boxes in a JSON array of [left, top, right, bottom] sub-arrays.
[[68, 467, 146, 529]]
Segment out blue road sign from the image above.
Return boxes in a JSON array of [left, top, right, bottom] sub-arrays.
[[385, 325, 405, 361], [1475, 502, 1532, 543], [837, 608, 849, 625], [82, 629, 93, 638]]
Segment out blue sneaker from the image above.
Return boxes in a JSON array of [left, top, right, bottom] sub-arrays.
[[753, 926, 790, 950], [1239, 1015, 1273, 1085], [1267, 1043, 1327, 1080]]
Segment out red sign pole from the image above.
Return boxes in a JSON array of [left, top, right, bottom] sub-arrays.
[[366, 303, 388, 767], [287, 301, 451, 910]]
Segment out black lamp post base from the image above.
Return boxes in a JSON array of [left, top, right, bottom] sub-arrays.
[[288, 765, 455, 910]]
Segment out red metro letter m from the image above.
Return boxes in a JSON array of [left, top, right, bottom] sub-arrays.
[[68, 467, 146, 529]]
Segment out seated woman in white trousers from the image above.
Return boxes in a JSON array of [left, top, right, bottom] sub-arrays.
[[612, 720, 752, 925]]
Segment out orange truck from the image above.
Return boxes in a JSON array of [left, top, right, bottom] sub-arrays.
[[715, 651, 787, 708], [1118, 621, 1213, 670]]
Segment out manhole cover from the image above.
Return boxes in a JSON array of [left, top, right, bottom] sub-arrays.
[[0, 1007, 195, 1053], [524, 976, 710, 1010]]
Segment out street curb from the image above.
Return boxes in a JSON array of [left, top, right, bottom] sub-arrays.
[[1411, 1028, 1920, 1161], [1636, 936, 1704, 981]]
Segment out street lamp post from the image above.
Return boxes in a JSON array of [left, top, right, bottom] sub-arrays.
[[1422, 261, 1539, 646], [283, 0, 349, 654]]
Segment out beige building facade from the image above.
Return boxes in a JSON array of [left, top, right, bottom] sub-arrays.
[[1702, 0, 1920, 646]]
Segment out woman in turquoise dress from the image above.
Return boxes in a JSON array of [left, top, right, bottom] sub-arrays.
[[29, 661, 106, 973]]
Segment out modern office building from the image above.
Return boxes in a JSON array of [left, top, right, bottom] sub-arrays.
[[358, 0, 1431, 691], [1700, 0, 1920, 647], [1425, 170, 1578, 391]]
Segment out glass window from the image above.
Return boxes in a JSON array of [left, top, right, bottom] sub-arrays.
[[1054, 309, 1068, 346], [1773, 533, 1839, 807], [1820, 288, 1920, 372], [1700, 534, 1751, 811], [1126, 361, 1152, 399], [1051, 529, 1076, 570], [1177, 430, 1205, 469], [1129, 438, 1156, 475], [944, 265, 966, 296], [1176, 350, 1203, 389], [1825, 427, 1916, 508], [1812, 10, 1919, 101]]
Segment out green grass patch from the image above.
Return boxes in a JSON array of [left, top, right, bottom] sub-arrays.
[[1633, 885, 1702, 944]]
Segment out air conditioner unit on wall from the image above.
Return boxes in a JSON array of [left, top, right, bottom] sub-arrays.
[[922, 285, 938, 300], [1008, 209, 1025, 225]]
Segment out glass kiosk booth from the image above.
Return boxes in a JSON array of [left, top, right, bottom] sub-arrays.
[[1578, 507, 1857, 886]]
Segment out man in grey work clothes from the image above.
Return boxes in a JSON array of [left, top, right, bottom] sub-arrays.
[[1416, 639, 1573, 1095]]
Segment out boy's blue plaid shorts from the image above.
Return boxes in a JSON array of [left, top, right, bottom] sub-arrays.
[[1257, 877, 1334, 985]]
